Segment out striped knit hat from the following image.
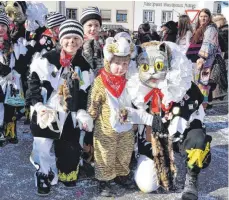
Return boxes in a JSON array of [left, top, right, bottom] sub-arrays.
[[46, 12, 66, 29], [80, 7, 102, 26], [59, 19, 84, 44], [0, 13, 10, 29]]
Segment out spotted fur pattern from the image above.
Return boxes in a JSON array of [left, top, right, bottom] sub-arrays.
[[87, 75, 134, 180]]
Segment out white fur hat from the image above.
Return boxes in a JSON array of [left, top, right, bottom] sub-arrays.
[[103, 35, 137, 62]]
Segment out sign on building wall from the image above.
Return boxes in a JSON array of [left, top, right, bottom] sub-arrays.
[[143, 2, 197, 10], [134, 1, 200, 30]]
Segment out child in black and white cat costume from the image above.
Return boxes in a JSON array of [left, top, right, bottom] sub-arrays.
[[26, 19, 94, 196], [128, 41, 211, 200]]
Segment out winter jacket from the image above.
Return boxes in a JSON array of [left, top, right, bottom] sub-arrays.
[[218, 24, 228, 59]]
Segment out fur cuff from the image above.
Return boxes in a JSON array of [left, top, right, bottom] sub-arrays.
[[76, 109, 94, 131]]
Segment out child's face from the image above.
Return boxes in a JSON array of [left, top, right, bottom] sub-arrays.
[[83, 19, 100, 39], [61, 35, 83, 55], [51, 26, 60, 38], [110, 57, 130, 76]]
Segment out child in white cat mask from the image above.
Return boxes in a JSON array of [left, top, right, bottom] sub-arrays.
[[129, 41, 212, 200]]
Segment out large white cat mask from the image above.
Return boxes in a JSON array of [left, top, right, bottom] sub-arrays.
[[128, 41, 193, 106]]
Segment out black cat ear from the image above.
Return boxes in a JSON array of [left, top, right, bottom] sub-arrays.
[[159, 42, 166, 52]]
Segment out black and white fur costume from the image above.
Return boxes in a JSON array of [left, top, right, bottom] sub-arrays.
[[127, 42, 212, 197], [26, 49, 94, 192]]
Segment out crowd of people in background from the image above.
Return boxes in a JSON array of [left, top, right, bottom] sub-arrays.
[[0, 2, 228, 200]]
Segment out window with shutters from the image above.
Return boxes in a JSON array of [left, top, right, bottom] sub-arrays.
[[66, 8, 77, 20], [101, 10, 111, 22], [116, 10, 127, 22], [143, 10, 155, 23], [161, 11, 173, 24]]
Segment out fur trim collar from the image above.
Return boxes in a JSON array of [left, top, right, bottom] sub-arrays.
[[127, 42, 193, 108]]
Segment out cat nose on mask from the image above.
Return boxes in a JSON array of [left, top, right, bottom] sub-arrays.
[[149, 67, 155, 74]]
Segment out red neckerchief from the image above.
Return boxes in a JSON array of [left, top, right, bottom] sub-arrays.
[[144, 88, 173, 114], [60, 49, 73, 67], [42, 29, 58, 41], [100, 68, 127, 98]]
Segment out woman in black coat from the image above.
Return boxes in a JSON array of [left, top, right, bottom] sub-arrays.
[[213, 14, 228, 61], [135, 22, 160, 45], [160, 21, 178, 42]]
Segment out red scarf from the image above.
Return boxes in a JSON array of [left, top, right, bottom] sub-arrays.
[[60, 49, 73, 67], [144, 88, 173, 114], [100, 68, 127, 98]]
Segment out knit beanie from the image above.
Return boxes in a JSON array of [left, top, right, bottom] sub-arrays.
[[0, 13, 10, 29], [59, 19, 84, 44], [80, 6, 102, 26], [46, 12, 66, 29]]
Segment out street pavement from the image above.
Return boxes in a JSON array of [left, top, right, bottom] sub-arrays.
[[0, 103, 228, 200]]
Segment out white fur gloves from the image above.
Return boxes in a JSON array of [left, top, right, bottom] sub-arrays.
[[76, 109, 94, 132], [125, 107, 154, 126]]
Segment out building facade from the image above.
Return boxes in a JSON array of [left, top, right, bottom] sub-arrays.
[[42, 1, 134, 31], [133, 1, 225, 31], [42, 1, 228, 32]]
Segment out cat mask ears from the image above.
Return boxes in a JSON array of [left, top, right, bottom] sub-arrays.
[[158, 42, 172, 68], [137, 41, 172, 68]]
